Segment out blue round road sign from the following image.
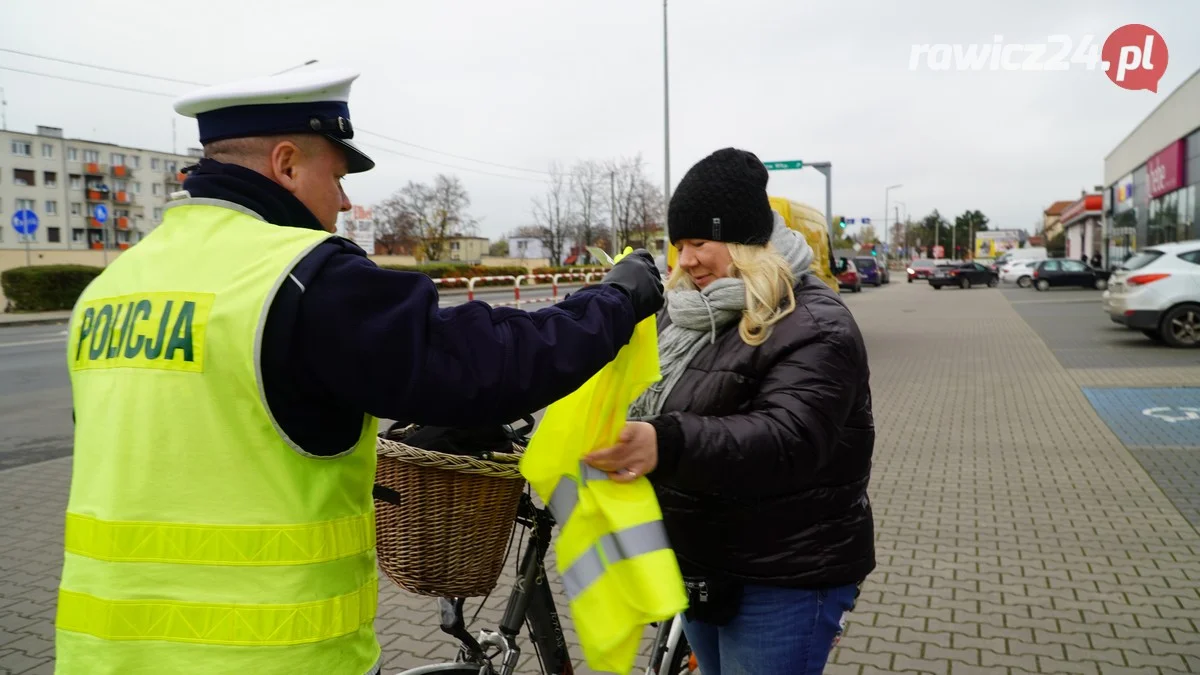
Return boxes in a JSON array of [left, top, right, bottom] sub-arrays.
[[12, 209, 39, 236], [93, 204, 108, 223]]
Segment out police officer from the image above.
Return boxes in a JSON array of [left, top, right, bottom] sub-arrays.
[[55, 68, 662, 675]]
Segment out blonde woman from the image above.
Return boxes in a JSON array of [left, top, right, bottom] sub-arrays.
[[586, 148, 875, 674]]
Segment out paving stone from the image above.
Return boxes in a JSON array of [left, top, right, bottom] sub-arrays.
[[892, 655, 951, 675]]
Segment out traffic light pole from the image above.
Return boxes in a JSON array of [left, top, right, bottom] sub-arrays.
[[809, 162, 833, 245]]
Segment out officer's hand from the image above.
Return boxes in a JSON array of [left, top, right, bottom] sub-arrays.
[[599, 249, 663, 321]]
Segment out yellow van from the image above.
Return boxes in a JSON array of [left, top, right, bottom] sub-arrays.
[[666, 196, 839, 293]]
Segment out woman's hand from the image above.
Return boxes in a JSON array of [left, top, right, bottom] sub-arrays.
[[584, 421, 658, 483]]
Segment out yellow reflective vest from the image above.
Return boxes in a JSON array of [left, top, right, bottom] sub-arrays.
[[521, 308, 688, 674], [57, 199, 381, 675]]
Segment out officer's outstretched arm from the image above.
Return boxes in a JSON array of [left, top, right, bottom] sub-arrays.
[[297, 251, 661, 426]]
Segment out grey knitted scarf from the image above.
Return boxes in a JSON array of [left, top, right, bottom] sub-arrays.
[[628, 212, 814, 419]]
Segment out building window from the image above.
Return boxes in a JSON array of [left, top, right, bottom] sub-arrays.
[[153, 183, 162, 196], [165, 161, 177, 173], [48, 227, 61, 243], [153, 207, 164, 221], [111, 153, 125, 166], [43, 171, 57, 188], [72, 228, 86, 243], [128, 156, 140, 169], [13, 168, 35, 185], [67, 147, 79, 161], [83, 150, 100, 163], [115, 179, 128, 192], [70, 175, 83, 190], [42, 144, 54, 158], [1147, 189, 1191, 247], [133, 182, 142, 194], [15, 198, 36, 211], [71, 202, 83, 216], [151, 158, 160, 170], [11, 141, 32, 156], [46, 201, 58, 214]]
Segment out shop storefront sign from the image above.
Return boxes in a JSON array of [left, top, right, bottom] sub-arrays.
[[1147, 139, 1185, 199]]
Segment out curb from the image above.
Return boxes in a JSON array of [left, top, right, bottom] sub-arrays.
[[0, 315, 71, 328]]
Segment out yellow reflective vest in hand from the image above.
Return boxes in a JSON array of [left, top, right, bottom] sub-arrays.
[[520, 257, 688, 674]]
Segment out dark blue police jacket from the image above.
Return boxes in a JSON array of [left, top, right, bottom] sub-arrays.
[[183, 159, 636, 456]]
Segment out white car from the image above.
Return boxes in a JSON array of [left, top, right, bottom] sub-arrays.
[[1106, 240, 1200, 348], [1000, 259, 1040, 287]]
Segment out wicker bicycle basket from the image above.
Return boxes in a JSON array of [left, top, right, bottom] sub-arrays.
[[373, 426, 527, 598]]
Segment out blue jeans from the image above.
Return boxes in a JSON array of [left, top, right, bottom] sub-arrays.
[[681, 583, 858, 675]]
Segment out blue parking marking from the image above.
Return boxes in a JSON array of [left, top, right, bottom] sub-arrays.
[[1082, 387, 1200, 448]]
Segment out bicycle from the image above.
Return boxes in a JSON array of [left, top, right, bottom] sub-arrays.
[[393, 489, 573, 675], [644, 613, 696, 675], [379, 416, 573, 675], [381, 417, 696, 675]]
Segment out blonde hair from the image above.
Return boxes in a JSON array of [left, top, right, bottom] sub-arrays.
[[667, 242, 797, 346]]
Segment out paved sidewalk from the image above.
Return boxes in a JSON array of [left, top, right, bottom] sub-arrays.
[[2, 282, 1199, 673]]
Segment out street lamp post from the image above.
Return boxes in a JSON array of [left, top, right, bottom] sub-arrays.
[[884, 184, 902, 252], [662, 0, 671, 209]]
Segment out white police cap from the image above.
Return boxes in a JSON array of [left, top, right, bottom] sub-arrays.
[[173, 67, 375, 173]]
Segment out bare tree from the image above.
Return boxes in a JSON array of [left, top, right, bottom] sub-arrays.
[[371, 194, 419, 255], [569, 159, 608, 264], [396, 174, 477, 261], [605, 154, 653, 252], [629, 174, 665, 250], [531, 162, 577, 265]]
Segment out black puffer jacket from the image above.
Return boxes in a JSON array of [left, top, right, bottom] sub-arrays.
[[647, 274, 875, 589]]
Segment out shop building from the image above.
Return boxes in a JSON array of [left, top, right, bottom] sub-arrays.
[[1103, 66, 1200, 266], [1059, 191, 1103, 261]]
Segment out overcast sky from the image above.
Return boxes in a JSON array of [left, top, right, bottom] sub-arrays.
[[2, 0, 1197, 242]]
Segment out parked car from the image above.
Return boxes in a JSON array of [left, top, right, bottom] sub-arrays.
[[907, 259, 940, 282], [928, 262, 1000, 289], [1000, 259, 1039, 287], [1106, 241, 1200, 348], [1030, 259, 1110, 291], [990, 247, 1048, 274], [854, 256, 885, 287], [836, 258, 862, 293]]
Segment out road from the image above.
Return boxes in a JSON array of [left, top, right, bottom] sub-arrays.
[[0, 283, 583, 472], [0, 324, 72, 471]]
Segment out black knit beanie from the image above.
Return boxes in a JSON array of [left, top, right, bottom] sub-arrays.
[[668, 147, 774, 245]]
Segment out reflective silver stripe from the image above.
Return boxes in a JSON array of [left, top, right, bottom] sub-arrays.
[[580, 464, 609, 482], [547, 476, 578, 522], [546, 462, 609, 522], [561, 546, 604, 599], [599, 520, 670, 562], [560, 521, 671, 601]]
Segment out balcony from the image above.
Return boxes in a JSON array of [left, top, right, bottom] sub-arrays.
[[87, 217, 104, 229], [84, 162, 108, 176], [113, 191, 134, 205], [115, 217, 130, 230], [85, 187, 111, 202], [112, 165, 134, 178]]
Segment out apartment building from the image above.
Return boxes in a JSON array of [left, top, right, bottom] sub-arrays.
[[0, 125, 200, 251]]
